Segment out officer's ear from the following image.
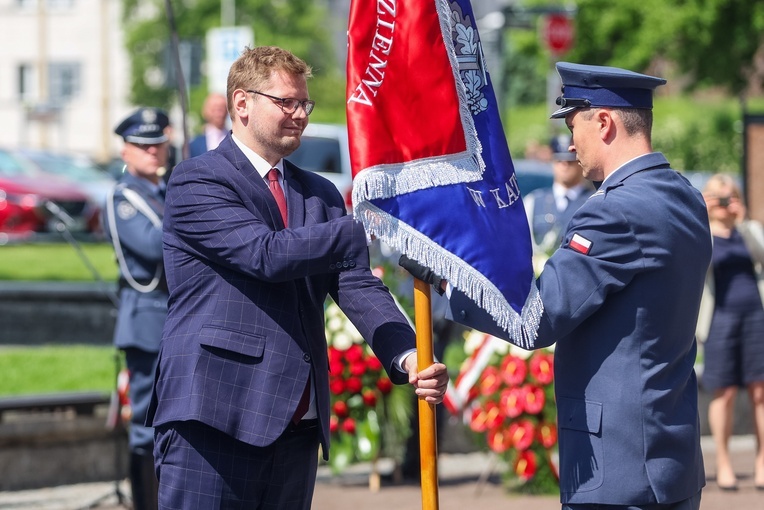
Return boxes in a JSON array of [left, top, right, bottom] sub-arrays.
[[597, 109, 617, 142]]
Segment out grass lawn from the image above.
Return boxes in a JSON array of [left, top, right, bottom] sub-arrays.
[[0, 345, 118, 397], [0, 241, 118, 281], [0, 242, 120, 397]]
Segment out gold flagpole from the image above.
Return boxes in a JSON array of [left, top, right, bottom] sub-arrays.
[[414, 278, 439, 509]]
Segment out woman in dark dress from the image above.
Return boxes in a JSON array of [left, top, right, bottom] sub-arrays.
[[699, 174, 764, 490]]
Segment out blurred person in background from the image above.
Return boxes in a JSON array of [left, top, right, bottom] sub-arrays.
[[523, 134, 594, 260], [698, 173, 764, 491], [189, 92, 229, 158], [104, 107, 170, 510]]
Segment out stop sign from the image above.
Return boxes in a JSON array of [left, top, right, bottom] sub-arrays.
[[543, 14, 575, 55]]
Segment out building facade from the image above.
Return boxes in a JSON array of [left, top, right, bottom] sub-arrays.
[[0, 0, 131, 163]]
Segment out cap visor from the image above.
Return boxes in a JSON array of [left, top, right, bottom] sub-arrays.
[[125, 134, 169, 144], [550, 105, 578, 119]]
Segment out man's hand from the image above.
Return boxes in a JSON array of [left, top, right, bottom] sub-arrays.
[[403, 355, 448, 404], [398, 254, 446, 295]]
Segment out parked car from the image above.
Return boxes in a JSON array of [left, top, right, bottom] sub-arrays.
[[513, 159, 554, 195], [14, 149, 116, 207], [287, 123, 353, 208], [0, 149, 99, 240]]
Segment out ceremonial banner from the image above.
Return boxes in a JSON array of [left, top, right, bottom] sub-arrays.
[[347, 0, 540, 340]]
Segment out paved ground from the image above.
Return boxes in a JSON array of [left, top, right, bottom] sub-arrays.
[[0, 436, 761, 510]]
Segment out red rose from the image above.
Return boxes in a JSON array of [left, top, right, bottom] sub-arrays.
[[376, 377, 393, 394], [329, 359, 344, 376], [362, 390, 377, 407], [472, 401, 504, 431], [479, 366, 502, 395], [344, 344, 364, 363], [509, 419, 535, 451], [329, 378, 346, 395], [522, 384, 545, 415], [345, 377, 363, 394], [327, 346, 341, 365], [501, 355, 527, 386], [329, 415, 339, 433], [349, 360, 366, 376], [487, 427, 512, 453], [342, 417, 356, 434], [469, 403, 503, 433], [537, 422, 558, 448], [366, 355, 383, 371], [529, 352, 554, 385], [499, 387, 524, 419], [469, 406, 489, 433], [333, 400, 349, 418], [514, 450, 537, 481]]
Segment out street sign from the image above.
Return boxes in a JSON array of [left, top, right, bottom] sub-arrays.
[[542, 14, 574, 55], [206, 27, 255, 94]]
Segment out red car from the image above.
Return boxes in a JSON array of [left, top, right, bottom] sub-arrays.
[[0, 149, 99, 240]]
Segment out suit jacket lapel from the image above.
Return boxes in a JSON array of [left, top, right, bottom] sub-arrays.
[[282, 160, 305, 228], [216, 136, 287, 230]]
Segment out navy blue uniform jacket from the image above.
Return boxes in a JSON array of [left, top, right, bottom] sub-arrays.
[[449, 153, 711, 505], [104, 172, 167, 353], [147, 135, 415, 459]]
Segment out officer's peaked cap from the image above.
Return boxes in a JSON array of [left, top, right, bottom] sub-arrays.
[[115, 107, 170, 144], [550, 134, 576, 161], [551, 62, 666, 119]]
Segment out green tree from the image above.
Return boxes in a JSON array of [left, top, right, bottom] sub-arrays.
[[121, 0, 345, 126], [571, 0, 764, 96]]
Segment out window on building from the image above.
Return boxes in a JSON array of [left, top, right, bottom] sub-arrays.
[[17, 64, 36, 102], [17, 0, 75, 10], [17, 62, 81, 105], [49, 63, 81, 103]]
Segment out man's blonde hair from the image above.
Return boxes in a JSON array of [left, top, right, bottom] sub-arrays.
[[226, 46, 313, 116]]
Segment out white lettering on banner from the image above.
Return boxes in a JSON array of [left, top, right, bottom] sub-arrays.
[[467, 187, 486, 207], [466, 174, 522, 209], [348, 0, 397, 107]]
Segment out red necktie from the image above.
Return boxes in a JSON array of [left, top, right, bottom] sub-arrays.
[[268, 168, 309, 422], [267, 168, 288, 227], [292, 378, 311, 424]]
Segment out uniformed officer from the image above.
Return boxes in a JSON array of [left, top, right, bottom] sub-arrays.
[[104, 107, 170, 510], [403, 63, 711, 509], [524, 134, 594, 262]]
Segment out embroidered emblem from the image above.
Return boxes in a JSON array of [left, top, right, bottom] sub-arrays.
[[569, 233, 592, 255], [450, 2, 488, 115], [141, 108, 157, 123], [117, 201, 137, 220]]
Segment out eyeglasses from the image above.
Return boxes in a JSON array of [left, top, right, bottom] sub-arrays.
[[246, 90, 315, 116]]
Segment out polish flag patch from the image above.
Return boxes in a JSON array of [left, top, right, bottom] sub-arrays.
[[569, 233, 592, 255]]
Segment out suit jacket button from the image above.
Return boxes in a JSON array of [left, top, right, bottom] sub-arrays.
[[329, 263, 336, 270], [349, 260, 356, 268], [303, 353, 311, 362], [342, 261, 349, 268]]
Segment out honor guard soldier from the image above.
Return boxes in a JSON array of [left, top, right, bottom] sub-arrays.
[[403, 62, 711, 510], [104, 107, 170, 510]]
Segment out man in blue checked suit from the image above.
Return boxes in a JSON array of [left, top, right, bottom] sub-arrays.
[[147, 46, 448, 510], [404, 63, 711, 510]]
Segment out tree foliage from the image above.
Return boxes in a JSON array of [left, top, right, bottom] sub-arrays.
[[570, 0, 764, 96], [120, 0, 344, 127]]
